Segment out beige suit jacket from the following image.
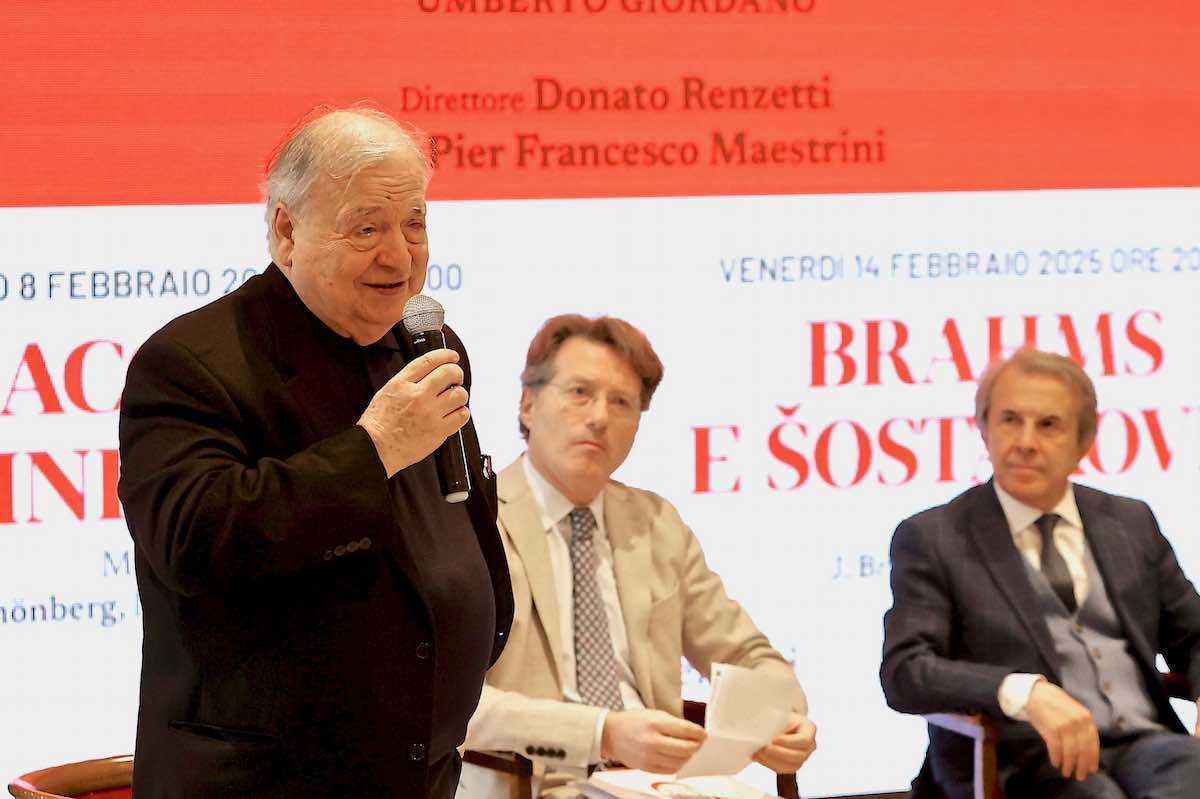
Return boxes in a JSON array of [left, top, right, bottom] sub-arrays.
[[459, 455, 803, 796]]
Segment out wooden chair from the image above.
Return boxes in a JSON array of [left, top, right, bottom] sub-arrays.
[[462, 748, 536, 799], [923, 672, 1192, 799], [922, 712, 999, 799], [463, 700, 801, 798], [8, 755, 132, 799]]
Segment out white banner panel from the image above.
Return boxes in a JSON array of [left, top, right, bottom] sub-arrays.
[[2, 187, 1198, 794]]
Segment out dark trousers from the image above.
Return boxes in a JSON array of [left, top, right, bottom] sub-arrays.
[[428, 752, 464, 799], [1004, 730, 1200, 798]]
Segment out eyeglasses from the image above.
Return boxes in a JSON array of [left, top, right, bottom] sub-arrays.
[[543, 380, 641, 420]]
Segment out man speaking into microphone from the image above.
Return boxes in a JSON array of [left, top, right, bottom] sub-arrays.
[[118, 107, 512, 799]]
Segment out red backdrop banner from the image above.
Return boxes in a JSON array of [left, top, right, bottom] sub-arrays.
[[4, 1, 1199, 206]]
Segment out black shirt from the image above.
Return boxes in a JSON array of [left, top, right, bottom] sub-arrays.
[[362, 331, 497, 759]]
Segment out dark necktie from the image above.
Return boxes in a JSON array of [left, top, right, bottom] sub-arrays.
[[568, 507, 624, 711], [1036, 513, 1077, 613]]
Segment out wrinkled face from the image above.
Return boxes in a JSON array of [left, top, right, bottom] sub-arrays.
[[274, 150, 428, 344], [982, 367, 1092, 511], [521, 337, 643, 506]]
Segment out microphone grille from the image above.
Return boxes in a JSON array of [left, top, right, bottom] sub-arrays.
[[402, 294, 445, 334]]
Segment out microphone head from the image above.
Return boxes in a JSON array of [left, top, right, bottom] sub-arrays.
[[402, 294, 445, 335]]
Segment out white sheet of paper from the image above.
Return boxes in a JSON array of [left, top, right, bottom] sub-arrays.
[[672, 733, 761, 779], [678, 776, 772, 798], [671, 662, 800, 778], [579, 769, 770, 798], [706, 662, 801, 741], [575, 663, 801, 794]]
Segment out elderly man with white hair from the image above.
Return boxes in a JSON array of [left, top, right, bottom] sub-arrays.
[[118, 107, 512, 799]]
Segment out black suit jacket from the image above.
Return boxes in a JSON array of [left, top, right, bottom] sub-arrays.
[[881, 480, 1200, 798], [118, 264, 513, 798]]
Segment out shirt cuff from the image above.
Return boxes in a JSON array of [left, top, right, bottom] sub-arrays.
[[998, 673, 1046, 720], [589, 709, 610, 764]]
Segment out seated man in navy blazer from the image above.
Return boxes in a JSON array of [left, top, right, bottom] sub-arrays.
[[881, 348, 1200, 798]]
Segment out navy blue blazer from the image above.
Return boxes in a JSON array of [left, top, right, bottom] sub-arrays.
[[881, 480, 1200, 798]]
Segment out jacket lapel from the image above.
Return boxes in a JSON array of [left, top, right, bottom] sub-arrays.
[[498, 459, 565, 690], [1076, 488, 1155, 668], [259, 264, 374, 443], [966, 483, 1062, 680], [605, 482, 656, 709]]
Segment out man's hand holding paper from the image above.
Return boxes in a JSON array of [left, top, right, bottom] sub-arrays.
[[674, 663, 813, 779], [602, 709, 708, 773], [752, 713, 817, 774]]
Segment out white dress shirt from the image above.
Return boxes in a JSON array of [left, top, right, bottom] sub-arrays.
[[994, 482, 1088, 719], [522, 458, 646, 761]]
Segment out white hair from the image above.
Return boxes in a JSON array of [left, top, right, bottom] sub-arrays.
[[262, 107, 432, 253]]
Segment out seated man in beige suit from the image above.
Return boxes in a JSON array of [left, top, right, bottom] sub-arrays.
[[458, 314, 816, 797]]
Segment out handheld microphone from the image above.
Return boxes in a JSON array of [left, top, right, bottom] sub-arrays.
[[402, 295, 472, 504]]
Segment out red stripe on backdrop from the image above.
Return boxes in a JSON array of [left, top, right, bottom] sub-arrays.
[[2, 0, 1199, 206]]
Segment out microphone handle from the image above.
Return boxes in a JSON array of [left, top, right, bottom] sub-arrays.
[[410, 328, 472, 503]]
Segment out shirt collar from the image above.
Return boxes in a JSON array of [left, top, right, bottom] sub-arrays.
[[282, 279, 362, 353], [993, 480, 1083, 535], [522, 454, 606, 535], [372, 329, 403, 352], [272, 267, 405, 356]]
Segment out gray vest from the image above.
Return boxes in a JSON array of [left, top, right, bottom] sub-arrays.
[[1024, 542, 1161, 736]]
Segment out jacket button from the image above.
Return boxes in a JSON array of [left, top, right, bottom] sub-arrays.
[[322, 550, 332, 561], [360, 537, 372, 550], [346, 540, 360, 553], [525, 745, 534, 755], [334, 545, 346, 557], [409, 743, 426, 761], [415, 642, 431, 660]]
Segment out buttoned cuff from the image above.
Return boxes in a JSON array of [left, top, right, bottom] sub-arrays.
[[998, 673, 1046, 720], [590, 709, 609, 764]]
